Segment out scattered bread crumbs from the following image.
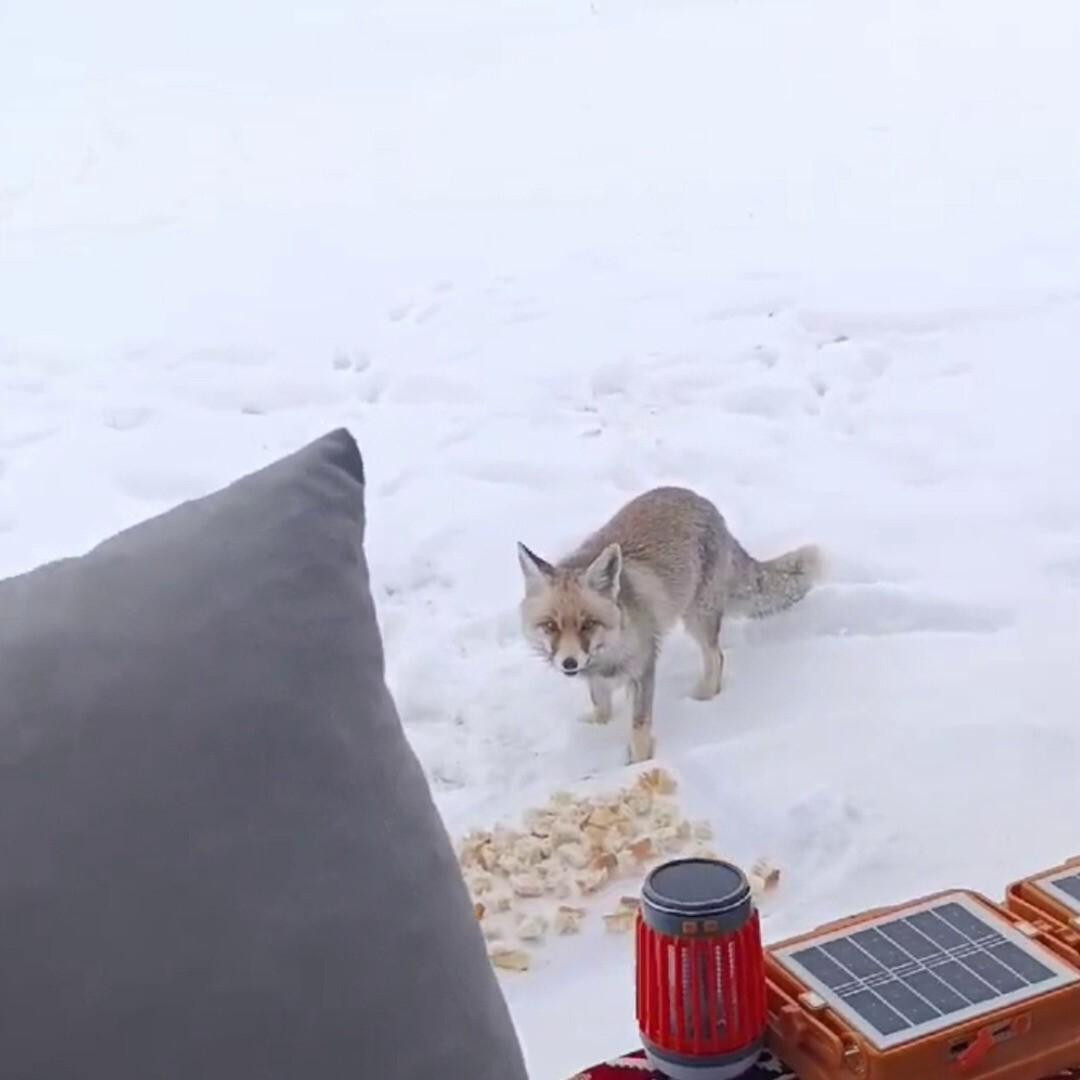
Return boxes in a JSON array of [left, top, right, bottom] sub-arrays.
[[457, 766, 778, 973], [510, 872, 545, 898], [554, 906, 586, 935], [602, 909, 637, 934], [489, 947, 531, 972], [750, 858, 781, 896], [516, 913, 548, 942]]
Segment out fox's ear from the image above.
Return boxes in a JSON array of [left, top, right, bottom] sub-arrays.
[[518, 543, 555, 591], [583, 543, 622, 598]]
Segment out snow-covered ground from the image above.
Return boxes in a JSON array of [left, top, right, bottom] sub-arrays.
[[4, 0, 1080, 1075]]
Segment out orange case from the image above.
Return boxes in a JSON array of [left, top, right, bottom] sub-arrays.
[[764, 889, 1080, 1080], [1005, 856, 1080, 961]]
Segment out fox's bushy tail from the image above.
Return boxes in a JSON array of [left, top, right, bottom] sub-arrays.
[[729, 542, 822, 618]]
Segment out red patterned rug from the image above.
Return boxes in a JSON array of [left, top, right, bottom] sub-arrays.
[[566, 1049, 795, 1079], [568, 1049, 1080, 1079]]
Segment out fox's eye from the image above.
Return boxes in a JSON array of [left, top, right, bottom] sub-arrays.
[[538, 620, 558, 634], [581, 618, 600, 633]]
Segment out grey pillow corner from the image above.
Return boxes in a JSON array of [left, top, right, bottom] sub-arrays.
[[0, 429, 527, 1080], [297, 423, 366, 484]]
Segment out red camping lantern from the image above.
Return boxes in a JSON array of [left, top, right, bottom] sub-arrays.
[[636, 858, 767, 1080]]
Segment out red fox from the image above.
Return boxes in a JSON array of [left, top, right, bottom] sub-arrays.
[[517, 487, 820, 763]]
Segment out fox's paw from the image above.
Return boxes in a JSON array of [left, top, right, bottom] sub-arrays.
[[691, 681, 723, 700], [690, 677, 723, 701], [580, 708, 613, 725], [627, 728, 655, 764], [691, 649, 724, 700]]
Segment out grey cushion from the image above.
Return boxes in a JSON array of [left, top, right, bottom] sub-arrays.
[[0, 429, 527, 1080]]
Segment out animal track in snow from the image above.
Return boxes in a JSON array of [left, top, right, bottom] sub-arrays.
[[1043, 553, 1080, 583], [1032, 504, 1080, 535], [413, 302, 443, 325], [386, 283, 453, 325], [170, 373, 343, 414], [103, 405, 153, 431], [589, 359, 635, 399], [752, 345, 781, 369], [380, 555, 456, 599], [804, 339, 892, 403], [702, 296, 793, 322], [0, 422, 59, 450]]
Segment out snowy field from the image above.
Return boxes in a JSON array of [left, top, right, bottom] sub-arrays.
[[4, 0, 1080, 1075]]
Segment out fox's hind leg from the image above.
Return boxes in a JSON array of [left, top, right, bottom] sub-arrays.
[[685, 607, 724, 700]]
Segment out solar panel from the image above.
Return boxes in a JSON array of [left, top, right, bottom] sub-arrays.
[[772, 892, 1080, 1051], [1035, 870, 1080, 914]]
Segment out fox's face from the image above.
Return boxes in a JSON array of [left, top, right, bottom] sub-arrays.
[[517, 542, 623, 677]]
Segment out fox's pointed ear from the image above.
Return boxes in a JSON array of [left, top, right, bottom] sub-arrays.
[[517, 543, 555, 591], [583, 543, 622, 598]]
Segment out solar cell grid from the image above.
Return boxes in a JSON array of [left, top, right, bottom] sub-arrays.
[[775, 893, 1079, 1050], [1039, 871, 1080, 913]]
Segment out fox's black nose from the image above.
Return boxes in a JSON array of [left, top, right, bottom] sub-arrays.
[[562, 657, 579, 673]]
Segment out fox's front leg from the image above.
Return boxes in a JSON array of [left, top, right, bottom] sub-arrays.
[[585, 675, 614, 725], [627, 659, 656, 763]]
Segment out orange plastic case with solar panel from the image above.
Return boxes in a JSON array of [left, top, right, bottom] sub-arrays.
[[1005, 856, 1080, 958], [763, 889, 1080, 1080]]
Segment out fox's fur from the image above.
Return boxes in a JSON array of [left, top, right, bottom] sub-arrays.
[[518, 486, 821, 763]]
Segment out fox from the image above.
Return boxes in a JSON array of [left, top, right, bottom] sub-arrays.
[[517, 486, 821, 764]]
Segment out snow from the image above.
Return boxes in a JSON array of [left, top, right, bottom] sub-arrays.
[[3, 0, 1080, 1075]]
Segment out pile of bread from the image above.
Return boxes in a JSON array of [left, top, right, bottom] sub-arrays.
[[455, 767, 778, 973]]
